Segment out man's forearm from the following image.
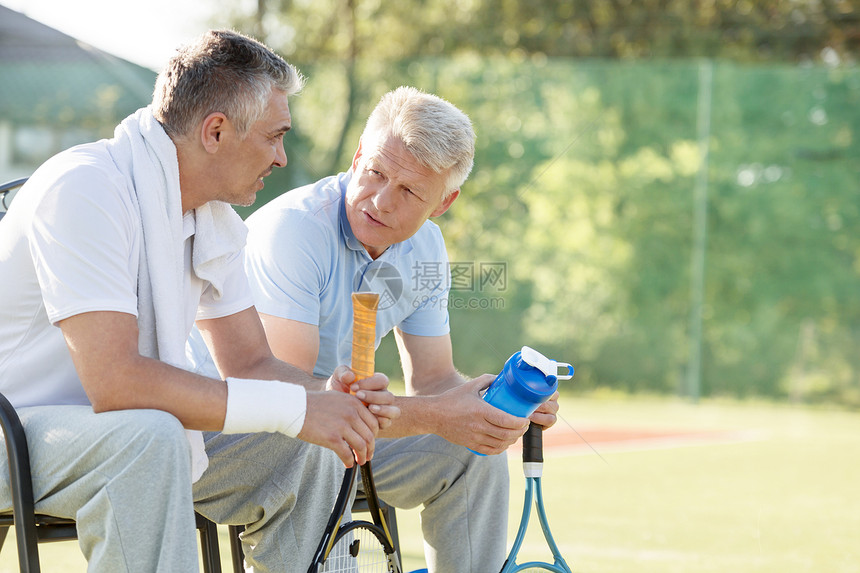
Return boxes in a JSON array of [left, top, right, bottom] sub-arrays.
[[381, 370, 468, 438], [236, 356, 328, 392], [378, 394, 440, 438], [405, 369, 466, 397]]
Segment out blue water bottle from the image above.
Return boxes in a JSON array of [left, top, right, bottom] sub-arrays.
[[472, 346, 573, 455]]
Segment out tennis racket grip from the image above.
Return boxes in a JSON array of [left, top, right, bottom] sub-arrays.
[[351, 292, 379, 381], [522, 422, 544, 464]]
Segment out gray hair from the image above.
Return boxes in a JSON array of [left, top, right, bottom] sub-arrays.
[[152, 29, 304, 140], [362, 86, 475, 195]]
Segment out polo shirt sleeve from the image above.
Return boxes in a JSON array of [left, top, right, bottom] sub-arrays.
[[244, 206, 329, 326], [397, 224, 451, 337], [28, 165, 140, 325]]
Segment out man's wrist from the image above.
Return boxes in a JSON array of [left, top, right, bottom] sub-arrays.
[[222, 377, 307, 436], [394, 394, 440, 436]]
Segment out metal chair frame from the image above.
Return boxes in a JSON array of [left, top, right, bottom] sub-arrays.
[[0, 176, 27, 221], [0, 390, 233, 572]]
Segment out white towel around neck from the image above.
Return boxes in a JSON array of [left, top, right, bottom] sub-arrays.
[[108, 107, 248, 482]]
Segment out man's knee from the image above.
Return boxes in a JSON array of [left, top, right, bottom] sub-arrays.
[[109, 409, 190, 469], [465, 446, 509, 488], [304, 438, 342, 469]]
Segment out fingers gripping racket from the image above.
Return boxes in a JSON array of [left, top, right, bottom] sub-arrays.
[[307, 293, 402, 573], [500, 423, 572, 573]]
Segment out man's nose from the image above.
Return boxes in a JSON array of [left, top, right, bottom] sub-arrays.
[[273, 141, 287, 168], [372, 184, 396, 212]]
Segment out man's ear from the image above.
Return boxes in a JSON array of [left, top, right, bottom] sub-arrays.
[[430, 189, 460, 217], [350, 138, 364, 172], [200, 112, 228, 154]]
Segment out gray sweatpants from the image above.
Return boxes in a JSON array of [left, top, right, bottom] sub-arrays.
[[370, 434, 510, 573], [0, 406, 200, 571], [0, 406, 508, 572], [0, 405, 342, 573], [195, 430, 342, 571], [200, 432, 511, 572]]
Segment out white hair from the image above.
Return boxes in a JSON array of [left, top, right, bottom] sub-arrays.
[[362, 86, 475, 195]]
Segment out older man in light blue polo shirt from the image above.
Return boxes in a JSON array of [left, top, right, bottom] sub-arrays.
[[188, 86, 560, 572], [245, 171, 453, 377]]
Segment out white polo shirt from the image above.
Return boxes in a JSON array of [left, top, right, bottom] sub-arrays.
[[0, 142, 252, 409]]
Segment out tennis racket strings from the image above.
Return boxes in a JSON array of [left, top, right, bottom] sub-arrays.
[[321, 522, 396, 573]]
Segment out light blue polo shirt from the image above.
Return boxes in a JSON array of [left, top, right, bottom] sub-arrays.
[[239, 171, 450, 378]]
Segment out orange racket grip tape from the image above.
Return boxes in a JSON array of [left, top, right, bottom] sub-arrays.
[[351, 292, 379, 382]]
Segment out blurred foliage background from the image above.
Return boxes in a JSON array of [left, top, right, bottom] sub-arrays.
[[218, 0, 860, 405]]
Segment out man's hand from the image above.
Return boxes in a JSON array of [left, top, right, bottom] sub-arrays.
[[298, 390, 381, 467], [530, 390, 560, 429], [327, 365, 401, 431], [431, 375, 529, 455]]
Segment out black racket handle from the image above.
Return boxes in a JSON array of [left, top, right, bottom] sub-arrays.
[[522, 421, 543, 463]]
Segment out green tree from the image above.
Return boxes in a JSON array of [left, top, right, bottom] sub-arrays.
[[216, 1, 860, 403]]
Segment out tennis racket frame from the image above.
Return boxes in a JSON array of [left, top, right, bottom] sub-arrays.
[[307, 460, 402, 573], [499, 422, 572, 573], [308, 292, 402, 572]]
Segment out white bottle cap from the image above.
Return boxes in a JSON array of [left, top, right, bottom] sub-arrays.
[[520, 346, 574, 380]]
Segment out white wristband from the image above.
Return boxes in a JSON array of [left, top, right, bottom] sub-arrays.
[[222, 378, 307, 437]]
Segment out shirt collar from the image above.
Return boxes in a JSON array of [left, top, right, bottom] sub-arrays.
[[338, 174, 365, 253]]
